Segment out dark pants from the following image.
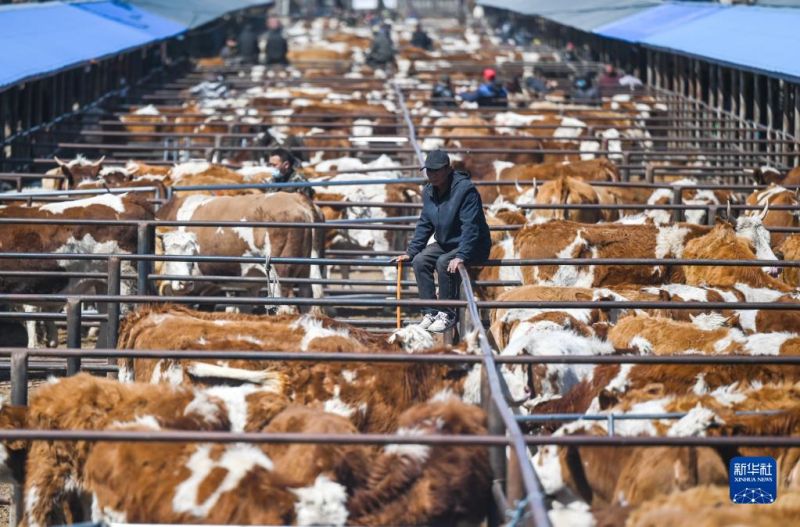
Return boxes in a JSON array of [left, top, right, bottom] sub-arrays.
[[412, 243, 460, 317]]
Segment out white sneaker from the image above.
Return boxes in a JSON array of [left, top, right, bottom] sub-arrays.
[[417, 313, 437, 330], [427, 312, 455, 333]]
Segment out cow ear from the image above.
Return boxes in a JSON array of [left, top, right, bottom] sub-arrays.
[[598, 388, 618, 410], [55, 157, 74, 187]]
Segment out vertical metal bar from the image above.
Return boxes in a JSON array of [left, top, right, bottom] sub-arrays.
[[66, 298, 82, 375], [106, 256, 121, 350], [480, 366, 507, 490], [9, 350, 27, 527], [137, 223, 154, 295], [671, 186, 684, 223]]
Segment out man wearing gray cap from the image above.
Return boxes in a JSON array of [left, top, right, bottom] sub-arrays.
[[392, 149, 491, 333]]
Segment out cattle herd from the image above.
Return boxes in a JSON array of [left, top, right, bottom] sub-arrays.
[[1, 14, 800, 527]]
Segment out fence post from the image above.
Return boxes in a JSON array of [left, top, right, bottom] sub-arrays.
[[671, 186, 684, 223], [481, 367, 507, 527], [707, 204, 719, 226], [9, 350, 27, 527], [644, 162, 655, 183], [106, 256, 121, 351], [620, 151, 630, 182], [137, 222, 154, 295], [66, 297, 82, 376]]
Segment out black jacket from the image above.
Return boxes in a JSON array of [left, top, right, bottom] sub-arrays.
[[410, 29, 432, 50], [237, 25, 258, 63], [406, 171, 491, 263], [431, 83, 456, 107], [366, 32, 395, 66], [265, 29, 289, 65]]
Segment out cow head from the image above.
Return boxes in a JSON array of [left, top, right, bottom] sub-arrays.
[[157, 230, 200, 295], [54, 155, 105, 188], [735, 203, 780, 276]]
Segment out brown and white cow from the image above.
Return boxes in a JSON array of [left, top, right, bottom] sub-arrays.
[[0, 192, 153, 346], [115, 306, 486, 433], [744, 184, 800, 246], [348, 396, 491, 526], [42, 155, 106, 190], [484, 213, 777, 290], [0, 373, 286, 526], [84, 405, 370, 526], [155, 192, 324, 300]]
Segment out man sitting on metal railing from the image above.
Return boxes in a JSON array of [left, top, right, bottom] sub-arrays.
[[392, 150, 491, 333]]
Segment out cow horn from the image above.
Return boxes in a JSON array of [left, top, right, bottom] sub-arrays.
[[92, 155, 106, 167], [759, 200, 770, 220], [531, 177, 537, 201], [54, 156, 68, 167], [726, 200, 731, 221], [514, 177, 523, 194]]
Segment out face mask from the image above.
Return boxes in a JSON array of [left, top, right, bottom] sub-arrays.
[[266, 166, 282, 178]]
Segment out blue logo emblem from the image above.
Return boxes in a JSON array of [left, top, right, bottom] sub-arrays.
[[729, 456, 777, 504]]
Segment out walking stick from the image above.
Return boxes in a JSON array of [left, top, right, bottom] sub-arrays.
[[396, 260, 402, 329]]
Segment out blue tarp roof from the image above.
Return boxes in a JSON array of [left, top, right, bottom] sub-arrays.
[[73, 0, 184, 40], [595, 3, 722, 43], [478, 0, 800, 81], [0, 1, 179, 89], [0, 0, 274, 91], [127, 0, 273, 29], [643, 5, 800, 80], [478, 0, 659, 31]]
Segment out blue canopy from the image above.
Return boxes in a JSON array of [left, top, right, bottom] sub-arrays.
[[478, 0, 800, 82], [595, 3, 722, 43], [73, 0, 184, 40], [643, 5, 800, 81], [127, 0, 274, 29], [0, 1, 181, 90]]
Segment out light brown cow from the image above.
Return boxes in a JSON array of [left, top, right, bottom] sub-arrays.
[[626, 485, 800, 527], [155, 192, 324, 299], [493, 158, 619, 203], [681, 222, 788, 290], [778, 234, 800, 288], [532, 175, 621, 223]]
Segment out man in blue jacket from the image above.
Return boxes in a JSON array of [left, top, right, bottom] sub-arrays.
[[459, 68, 508, 107], [392, 150, 491, 333]]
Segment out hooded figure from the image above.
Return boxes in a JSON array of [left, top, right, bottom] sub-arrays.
[[366, 24, 395, 68], [265, 17, 289, 65]]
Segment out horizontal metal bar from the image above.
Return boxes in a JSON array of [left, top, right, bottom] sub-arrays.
[[0, 295, 794, 312], [3, 348, 800, 365], [517, 410, 783, 422]]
